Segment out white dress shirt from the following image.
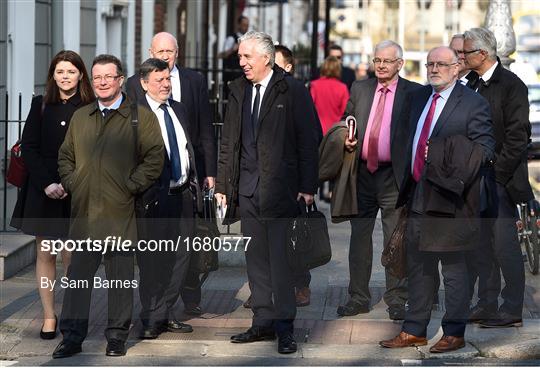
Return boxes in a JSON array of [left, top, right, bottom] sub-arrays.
[[170, 65, 181, 103], [145, 95, 190, 186], [411, 82, 457, 171], [251, 69, 274, 116]]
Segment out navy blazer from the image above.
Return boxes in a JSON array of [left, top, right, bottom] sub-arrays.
[[397, 82, 496, 208], [126, 65, 217, 180]]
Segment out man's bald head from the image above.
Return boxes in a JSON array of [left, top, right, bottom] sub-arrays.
[[149, 32, 179, 71], [426, 46, 459, 92]]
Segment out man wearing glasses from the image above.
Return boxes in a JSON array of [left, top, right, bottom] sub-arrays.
[[380, 46, 494, 353], [53, 54, 164, 358], [338, 40, 421, 320], [449, 33, 479, 87], [462, 28, 533, 328], [126, 32, 217, 319]]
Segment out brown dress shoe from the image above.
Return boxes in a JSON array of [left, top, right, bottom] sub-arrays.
[[379, 331, 427, 348], [429, 335, 465, 353], [295, 287, 311, 307]]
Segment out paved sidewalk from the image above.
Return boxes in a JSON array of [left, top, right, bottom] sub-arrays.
[[1, 201, 539, 365]]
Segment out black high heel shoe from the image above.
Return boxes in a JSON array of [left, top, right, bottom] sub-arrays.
[[40, 315, 58, 340]]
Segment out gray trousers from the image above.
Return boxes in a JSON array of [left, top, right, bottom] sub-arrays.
[[348, 162, 407, 308]]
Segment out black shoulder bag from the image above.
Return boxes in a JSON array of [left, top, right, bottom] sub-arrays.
[[286, 199, 332, 271], [130, 103, 161, 240]]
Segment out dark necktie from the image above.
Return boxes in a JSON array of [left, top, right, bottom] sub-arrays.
[[366, 87, 389, 173], [159, 104, 182, 181], [412, 93, 440, 182], [477, 77, 487, 93], [251, 84, 262, 132], [102, 108, 113, 118]]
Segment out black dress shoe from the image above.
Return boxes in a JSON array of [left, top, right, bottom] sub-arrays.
[[243, 296, 252, 309], [388, 306, 406, 321], [40, 315, 58, 340], [337, 301, 369, 316], [479, 311, 523, 328], [468, 304, 497, 323], [230, 327, 276, 343], [52, 340, 82, 359], [167, 320, 194, 333], [140, 324, 166, 339], [184, 303, 203, 316], [106, 339, 126, 357], [278, 333, 297, 354]]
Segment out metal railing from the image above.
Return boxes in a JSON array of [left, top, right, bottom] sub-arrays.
[[1, 93, 24, 232]]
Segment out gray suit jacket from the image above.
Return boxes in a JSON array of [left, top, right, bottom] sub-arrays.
[[343, 76, 421, 189]]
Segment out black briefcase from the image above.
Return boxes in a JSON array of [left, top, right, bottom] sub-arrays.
[[189, 189, 220, 275], [286, 199, 332, 270]]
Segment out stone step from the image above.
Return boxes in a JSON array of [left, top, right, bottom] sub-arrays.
[[0, 233, 35, 280]]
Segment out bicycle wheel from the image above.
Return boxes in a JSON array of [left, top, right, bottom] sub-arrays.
[[525, 215, 539, 275]]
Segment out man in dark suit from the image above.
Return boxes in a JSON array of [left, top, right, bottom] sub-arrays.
[[380, 46, 495, 353], [134, 58, 200, 339], [328, 44, 356, 90], [214, 31, 319, 354], [126, 32, 217, 316], [449, 34, 479, 87], [463, 27, 533, 327], [337, 40, 421, 320]]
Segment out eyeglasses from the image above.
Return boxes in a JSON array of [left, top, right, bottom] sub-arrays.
[[372, 58, 401, 65], [152, 49, 177, 57], [92, 75, 121, 83], [425, 62, 457, 69], [462, 49, 481, 55], [453, 49, 465, 55]]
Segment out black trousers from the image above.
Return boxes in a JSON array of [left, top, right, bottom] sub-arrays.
[[59, 249, 134, 344], [137, 188, 194, 327], [349, 163, 407, 308], [239, 191, 296, 336], [402, 214, 470, 338], [473, 183, 525, 316]]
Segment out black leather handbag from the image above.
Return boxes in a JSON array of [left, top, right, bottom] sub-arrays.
[[185, 189, 220, 289], [130, 103, 161, 240], [286, 199, 331, 270]]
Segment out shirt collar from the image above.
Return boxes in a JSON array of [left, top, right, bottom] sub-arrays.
[[170, 65, 179, 78], [432, 81, 457, 100], [254, 69, 273, 89], [145, 94, 169, 112], [98, 93, 123, 111], [480, 61, 498, 82], [376, 78, 398, 94]]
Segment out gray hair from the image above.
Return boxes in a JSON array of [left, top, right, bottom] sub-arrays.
[[139, 58, 169, 80], [238, 31, 275, 67], [463, 28, 497, 60], [451, 33, 464, 41], [374, 40, 403, 59], [428, 46, 459, 63]]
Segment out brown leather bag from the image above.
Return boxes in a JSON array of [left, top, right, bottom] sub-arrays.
[[381, 206, 408, 279]]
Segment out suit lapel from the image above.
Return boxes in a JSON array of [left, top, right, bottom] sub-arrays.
[[430, 83, 462, 138], [390, 77, 405, 145], [256, 70, 284, 130], [357, 78, 377, 144], [170, 100, 191, 138]]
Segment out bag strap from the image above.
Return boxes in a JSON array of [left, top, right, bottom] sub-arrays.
[[130, 103, 139, 162]]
